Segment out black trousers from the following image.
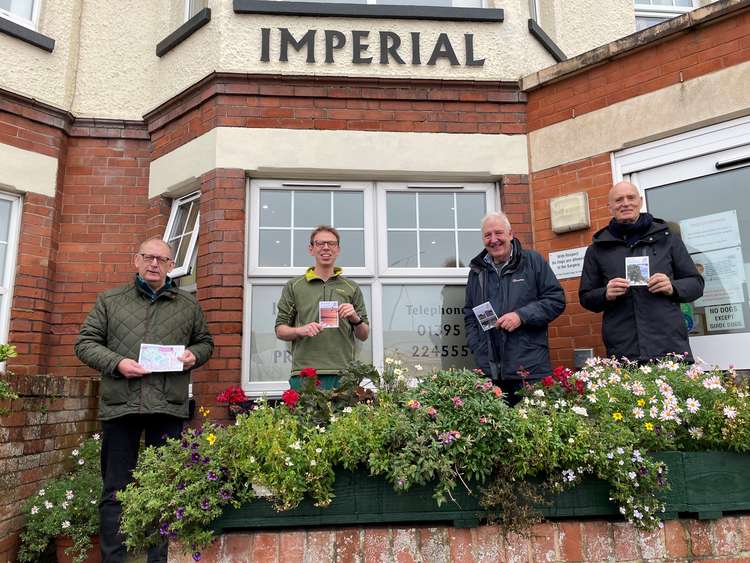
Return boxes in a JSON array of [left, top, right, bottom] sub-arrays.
[[100, 414, 184, 563], [500, 378, 539, 407]]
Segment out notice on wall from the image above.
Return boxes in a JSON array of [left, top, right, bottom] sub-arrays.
[[706, 303, 745, 332], [549, 247, 588, 280], [680, 210, 741, 254], [693, 246, 745, 307]]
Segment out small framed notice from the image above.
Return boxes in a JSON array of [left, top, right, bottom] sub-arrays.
[[138, 344, 185, 372], [319, 301, 339, 328], [625, 256, 649, 286], [472, 301, 498, 332]]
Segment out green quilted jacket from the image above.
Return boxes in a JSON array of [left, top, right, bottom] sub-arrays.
[[75, 280, 214, 420]]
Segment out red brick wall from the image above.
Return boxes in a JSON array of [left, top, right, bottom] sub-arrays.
[[527, 10, 750, 132], [147, 74, 527, 159], [0, 375, 99, 563], [169, 516, 750, 562]]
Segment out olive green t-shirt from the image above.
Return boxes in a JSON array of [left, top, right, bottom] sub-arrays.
[[275, 267, 368, 374]]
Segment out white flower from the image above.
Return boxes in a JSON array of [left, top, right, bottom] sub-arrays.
[[518, 408, 528, 419], [90, 500, 97, 505], [65, 490, 74, 500], [315, 448, 322, 454], [38, 489, 45, 497], [93, 433, 100, 440], [688, 426, 704, 439], [572, 406, 588, 417], [394, 368, 403, 376], [639, 366, 652, 374], [631, 407, 644, 419], [385, 357, 394, 365], [685, 398, 701, 413], [723, 406, 737, 419], [71, 449, 79, 457], [61, 521, 70, 529], [703, 375, 725, 392], [631, 381, 646, 396], [395, 360, 402, 366], [632, 450, 643, 462], [289, 441, 302, 450], [78, 459, 85, 465], [319, 425, 328, 432], [61, 501, 69, 509], [568, 437, 575, 444], [44, 501, 53, 509], [310, 459, 317, 466], [285, 457, 294, 467], [633, 509, 643, 519], [616, 447, 624, 455], [628, 471, 637, 480], [30, 506, 38, 515], [562, 469, 576, 482], [343, 406, 353, 413], [533, 389, 545, 398], [414, 364, 423, 371], [587, 394, 598, 404], [649, 406, 659, 418]]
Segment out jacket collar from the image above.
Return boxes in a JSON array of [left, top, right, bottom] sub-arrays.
[[592, 217, 670, 245], [305, 266, 343, 282], [469, 238, 523, 274], [135, 275, 177, 301]]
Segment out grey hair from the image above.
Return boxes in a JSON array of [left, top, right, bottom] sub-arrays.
[[480, 211, 511, 231], [138, 237, 175, 258]]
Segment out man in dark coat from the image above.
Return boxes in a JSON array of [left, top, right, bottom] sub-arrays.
[[464, 212, 565, 405], [579, 181, 704, 362]]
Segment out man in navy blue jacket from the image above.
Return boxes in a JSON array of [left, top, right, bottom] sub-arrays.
[[464, 212, 565, 405]]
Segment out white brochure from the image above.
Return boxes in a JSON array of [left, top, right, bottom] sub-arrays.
[[138, 344, 185, 372]]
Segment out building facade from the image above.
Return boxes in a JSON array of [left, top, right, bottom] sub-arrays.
[[2, 0, 750, 558]]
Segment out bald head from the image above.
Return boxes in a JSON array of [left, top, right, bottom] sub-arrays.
[[608, 181, 642, 224]]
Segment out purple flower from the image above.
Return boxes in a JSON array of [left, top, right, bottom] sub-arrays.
[[219, 489, 232, 501], [192, 552, 201, 561], [177, 482, 186, 491], [202, 456, 210, 465], [181, 440, 189, 449], [190, 442, 199, 450], [190, 452, 201, 463], [200, 499, 211, 510], [175, 507, 185, 520], [159, 522, 170, 536], [207, 471, 218, 482]]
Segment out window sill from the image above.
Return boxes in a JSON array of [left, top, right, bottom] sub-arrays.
[[0, 15, 54, 52], [234, 0, 503, 22], [156, 7, 211, 57]]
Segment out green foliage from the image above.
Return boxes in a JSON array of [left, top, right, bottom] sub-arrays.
[[119, 358, 750, 559], [18, 434, 101, 563], [0, 344, 18, 413]]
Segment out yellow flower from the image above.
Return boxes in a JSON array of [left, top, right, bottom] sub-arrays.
[[207, 433, 216, 446], [612, 412, 623, 421], [637, 399, 645, 407], [644, 422, 654, 431], [198, 406, 210, 417]]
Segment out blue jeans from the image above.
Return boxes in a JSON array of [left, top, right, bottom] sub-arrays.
[[100, 414, 184, 563]]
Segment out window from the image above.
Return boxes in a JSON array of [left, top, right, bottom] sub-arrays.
[[185, 0, 207, 20], [164, 191, 200, 281], [634, 0, 697, 31], [614, 114, 750, 369], [245, 179, 496, 395], [268, 0, 483, 6], [0, 192, 21, 343], [0, 0, 39, 29]]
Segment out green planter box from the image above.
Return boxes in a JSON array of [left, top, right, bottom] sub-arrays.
[[213, 451, 750, 532]]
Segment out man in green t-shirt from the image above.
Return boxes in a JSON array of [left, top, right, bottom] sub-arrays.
[[275, 225, 369, 374]]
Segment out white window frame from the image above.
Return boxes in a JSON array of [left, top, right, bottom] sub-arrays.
[[164, 191, 200, 280], [243, 179, 499, 396], [612, 114, 750, 370], [184, 0, 206, 21], [0, 192, 21, 343], [634, 0, 697, 28], [0, 0, 41, 30]]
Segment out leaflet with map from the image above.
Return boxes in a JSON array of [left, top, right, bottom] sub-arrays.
[[472, 301, 498, 332], [319, 301, 339, 328], [138, 344, 185, 372]]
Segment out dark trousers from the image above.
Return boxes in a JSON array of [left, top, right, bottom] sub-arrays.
[[100, 414, 184, 563], [500, 378, 539, 407]]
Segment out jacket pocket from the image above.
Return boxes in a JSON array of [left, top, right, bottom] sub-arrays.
[[101, 377, 130, 406], [164, 373, 189, 405]]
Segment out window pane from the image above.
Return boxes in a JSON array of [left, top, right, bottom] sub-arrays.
[[419, 193, 454, 229], [382, 285, 472, 371], [259, 230, 291, 267], [388, 232, 418, 267], [188, 0, 207, 18], [646, 166, 750, 337], [338, 231, 365, 267], [334, 192, 364, 228], [387, 193, 415, 228], [458, 231, 478, 268], [0, 243, 6, 275], [456, 193, 485, 228], [419, 231, 455, 268], [260, 190, 291, 228], [295, 192, 330, 228], [675, 0, 693, 5], [169, 202, 190, 240], [1, 0, 33, 20], [293, 230, 310, 267], [0, 200, 11, 242]]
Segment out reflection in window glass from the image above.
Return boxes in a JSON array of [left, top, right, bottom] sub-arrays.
[[382, 285, 472, 371], [250, 284, 372, 382], [386, 191, 484, 268], [166, 193, 200, 279], [259, 189, 365, 268], [0, 0, 33, 21], [646, 166, 750, 337]]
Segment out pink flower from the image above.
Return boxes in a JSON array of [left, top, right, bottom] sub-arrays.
[[426, 407, 437, 418], [406, 399, 421, 410], [451, 396, 464, 408], [479, 416, 488, 424]]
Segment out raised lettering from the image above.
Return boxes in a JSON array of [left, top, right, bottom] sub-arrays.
[[379, 31, 405, 65], [324, 30, 346, 63], [427, 33, 460, 66], [279, 28, 316, 63], [464, 33, 485, 67], [352, 30, 372, 64]]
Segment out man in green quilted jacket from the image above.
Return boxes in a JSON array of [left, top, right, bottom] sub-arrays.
[[75, 236, 213, 563]]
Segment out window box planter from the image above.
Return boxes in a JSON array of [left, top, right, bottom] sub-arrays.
[[213, 451, 750, 532]]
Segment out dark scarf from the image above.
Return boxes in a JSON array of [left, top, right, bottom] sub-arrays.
[[607, 212, 654, 246], [135, 274, 174, 301]]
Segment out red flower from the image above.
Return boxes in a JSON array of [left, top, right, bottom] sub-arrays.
[[281, 389, 300, 408], [552, 366, 571, 382], [216, 385, 247, 405], [541, 376, 555, 387], [299, 367, 317, 378], [575, 379, 585, 395]]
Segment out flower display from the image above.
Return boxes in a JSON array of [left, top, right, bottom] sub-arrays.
[[118, 357, 750, 560], [19, 435, 102, 563]]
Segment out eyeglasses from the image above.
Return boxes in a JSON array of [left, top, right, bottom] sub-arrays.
[[312, 240, 339, 248], [138, 253, 173, 265]]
